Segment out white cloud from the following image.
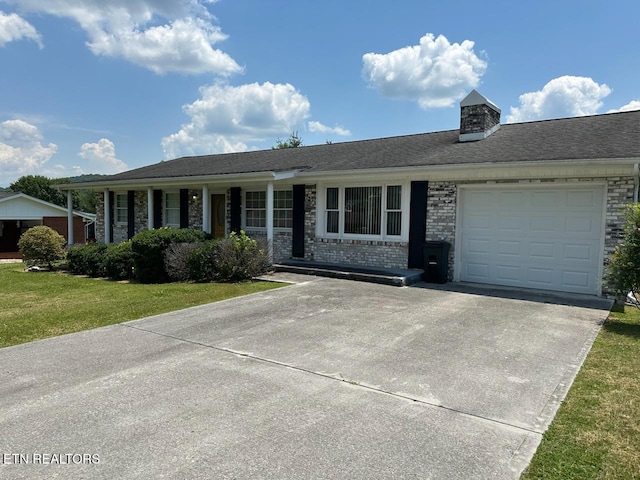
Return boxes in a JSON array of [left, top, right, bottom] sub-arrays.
[[0, 120, 58, 183], [78, 138, 128, 173], [162, 81, 311, 158], [0, 10, 42, 47], [5, 0, 241, 75], [308, 121, 351, 137], [362, 33, 487, 108], [506, 76, 612, 123], [607, 100, 640, 113]]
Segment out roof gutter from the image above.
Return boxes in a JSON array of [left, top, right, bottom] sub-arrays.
[[54, 170, 288, 190]]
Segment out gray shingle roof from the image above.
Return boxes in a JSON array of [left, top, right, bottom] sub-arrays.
[[90, 110, 640, 183]]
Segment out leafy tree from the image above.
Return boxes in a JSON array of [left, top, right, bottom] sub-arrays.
[[18, 225, 66, 268], [9, 175, 98, 213], [10, 175, 67, 206], [272, 131, 303, 149], [607, 203, 640, 298]]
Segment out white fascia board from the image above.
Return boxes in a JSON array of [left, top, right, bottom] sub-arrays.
[[0, 193, 95, 220]]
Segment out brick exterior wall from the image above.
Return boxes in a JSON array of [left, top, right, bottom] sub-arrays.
[[460, 104, 500, 135], [95, 192, 105, 243], [425, 182, 457, 279], [314, 238, 408, 268], [42, 216, 87, 244], [303, 185, 316, 261]]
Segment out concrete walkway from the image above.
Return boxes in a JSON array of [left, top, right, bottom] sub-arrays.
[[0, 275, 611, 479]]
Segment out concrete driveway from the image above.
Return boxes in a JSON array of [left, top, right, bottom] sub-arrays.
[[0, 274, 611, 479]]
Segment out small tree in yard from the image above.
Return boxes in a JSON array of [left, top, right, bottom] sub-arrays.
[[607, 204, 640, 299], [18, 225, 66, 269]]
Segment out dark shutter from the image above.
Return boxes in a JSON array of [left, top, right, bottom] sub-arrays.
[[229, 187, 241, 233], [108, 191, 115, 244], [153, 190, 163, 229], [127, 190, 135, 239], [408, 181, 428, 269], [292, 184, 305, 258], [179, 189, 189, 229]]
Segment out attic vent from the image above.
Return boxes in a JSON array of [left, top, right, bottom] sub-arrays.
[[459, 90, 501, 142]]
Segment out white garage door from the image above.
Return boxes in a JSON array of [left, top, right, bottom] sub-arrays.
[[459, 186, 604, 295]]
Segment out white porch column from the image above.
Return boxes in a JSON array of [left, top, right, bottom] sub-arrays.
[[147, 187, 154, 230], [103, 189, 111, 244], [266, 181, 274, 261], [202, 185, 210, 234], [67, 190, 74, 246]]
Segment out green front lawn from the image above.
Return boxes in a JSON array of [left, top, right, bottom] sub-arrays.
[[0, 263, 283, 348], [522, 305, 640, 479]]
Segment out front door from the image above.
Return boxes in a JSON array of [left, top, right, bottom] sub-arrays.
[[211, 194, 226, 239]]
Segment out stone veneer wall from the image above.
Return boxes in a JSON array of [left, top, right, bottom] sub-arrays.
[[303, 185, 316, 261], [425, 177, 635, 286], [95, 192, 105, 243]]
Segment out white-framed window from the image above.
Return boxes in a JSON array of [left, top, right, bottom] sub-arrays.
[[386, 185, 402, 236], [164, 192, 180, 227], [326, 187, 339, 233], [245, 191, 266, 228], [244, 190, 293, 229], [115, 193, 128, 224], [273, 190, 293, 228], [320, 184, 404, 239]]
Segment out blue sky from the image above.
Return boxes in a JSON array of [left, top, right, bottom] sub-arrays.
[[0, 0, 638, 187]]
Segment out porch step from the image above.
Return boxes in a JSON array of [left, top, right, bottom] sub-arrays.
[[273, 260, 424, 287]]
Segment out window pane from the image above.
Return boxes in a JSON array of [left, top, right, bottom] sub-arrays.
[[386, 211, 402, 236], [116, 194, 127, 208], [387, 185, 402, 210], [166, 209, 180, 226], [326, 211, 339, 233], [274, 209, 292, 228], [246, 191, 266, 209], [274, 190, 292, 208], [326, 188, 338, 209], [246, 210, 266, 228], [344, 186, 381, 235], [166, 193, 180, 208]]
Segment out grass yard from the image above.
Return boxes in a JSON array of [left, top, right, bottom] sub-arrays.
[[522, 304, 640, 479], [0, 263, 283, 348]]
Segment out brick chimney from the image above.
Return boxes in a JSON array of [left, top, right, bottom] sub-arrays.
[[459, 90, 501, 142]]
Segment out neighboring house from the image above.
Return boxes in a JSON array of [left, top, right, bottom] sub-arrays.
[[0, 192, 96, 253], [58, 91, 640, 296]]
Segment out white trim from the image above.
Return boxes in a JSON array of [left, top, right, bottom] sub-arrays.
[[163, 191, 180, 228], [0, 192, 95, 220], [266, 182, 274, 258], [455, 181, 607, 296]]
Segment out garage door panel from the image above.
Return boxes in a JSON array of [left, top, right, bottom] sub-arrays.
[[567, 190, 596, 207], [563, 244, 593, 261], [460, 186, 604, 295], [529, 242, 555, 258], [531, 191, 558, 207]]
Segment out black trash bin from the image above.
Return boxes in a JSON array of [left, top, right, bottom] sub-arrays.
[[423, 241, 450, 284]]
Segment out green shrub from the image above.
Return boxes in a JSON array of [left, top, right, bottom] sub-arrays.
[[607, 203, 640, 296], [186, 240, 220, 283], [67, 243, 109, 277], [131, 228, 208, 283], [18, 225, 66, 268], [164, 242, 202, 282], [104, 241, 135, 280], [188, 231, 270, 283]]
